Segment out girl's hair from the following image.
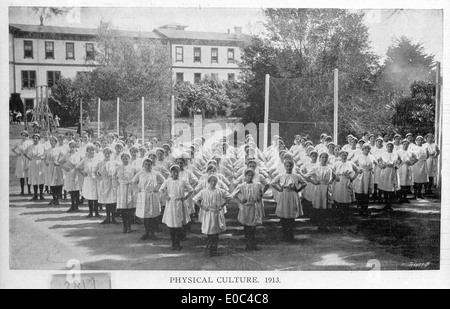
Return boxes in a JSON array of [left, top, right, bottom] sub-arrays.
[[121, 153, 131, 160], [284, 159, 294, 166], [319, 152, 329, 159], [49, 136, 58, 143], [32, 134, 41, 139], [102, 147, 113, 154], [86, 144, 96, 152], [208, 175, 219, 183], [170, 165, 180, 172], [244, 168, 255, 177], [143, 159, 153, 167], [21, 131, 29, 137], [68, 141, 77, 148]]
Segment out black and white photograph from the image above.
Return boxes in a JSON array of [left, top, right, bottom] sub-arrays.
[[1, 0, 449, 290]]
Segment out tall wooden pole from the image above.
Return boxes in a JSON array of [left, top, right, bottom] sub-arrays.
[[45, 86, 50, 132], [264, 74, 270, 151], [171, 95, 175, 140], [98, 98, 101, 139], [435, 62, 442, 190], [117, 97, 120, 136], [334, 69, 339, 145], [80, 98, 83, 135], [142, 97, 145, 144]]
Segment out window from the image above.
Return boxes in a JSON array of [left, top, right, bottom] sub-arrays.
[[176, 46, 184, 62], [25, 99, 34, 111], [228, 73, 236, 82], [86, 43, 95, 61], [66, 43, 75, 60], [47, 71, 61, 88], [194, 47, 201, 63], [227, 48, 235, 64], [176, 73, 184, 83], [194, 73, 201, 84], [211, 48, 219, 63], [211, 73, 219, 81], [21, 71, 36, 89], [45, 42, 54, 59], [24, 40, 33, 58]]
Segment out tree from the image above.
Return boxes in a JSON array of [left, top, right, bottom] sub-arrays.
[[379, 36, 435, 95], [240, 9, 385, 144], [174, 76, 247, 118], [29, 7, 69, 25], [88, 22, 173, 137], [390, 81, 436, 136], [48, 74, 93, 127]]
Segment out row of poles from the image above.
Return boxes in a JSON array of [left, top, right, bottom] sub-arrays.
[[79, 95, 176, 143], [264, 63, 443, 189]]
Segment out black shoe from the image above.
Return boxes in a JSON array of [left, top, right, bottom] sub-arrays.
[[95, 213, 103, 218], [383, 206, 394, 211], [141, 234, 150, 241], [40, 196, 45, 200], [111, 219, 119, 225], [251, 245, 261, 251], [66, 207, 75, 213], [418, 194, 425, 199], [209, 251, 220, 257], [20, 192, 25, 196], [101, 219, 111, 225], [30, 196, 38, 201], [86, 214, 94, 218]]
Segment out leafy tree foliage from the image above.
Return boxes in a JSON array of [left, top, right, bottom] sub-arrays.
[[379, 36, 435, 95], [390, 81, 436, 136]]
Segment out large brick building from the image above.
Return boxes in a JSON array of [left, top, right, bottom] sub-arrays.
[[9, 22, 247, 111]]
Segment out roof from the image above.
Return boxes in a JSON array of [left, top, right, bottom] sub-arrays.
[[155, 27, 246, 42], [9, 23, 161, 39]]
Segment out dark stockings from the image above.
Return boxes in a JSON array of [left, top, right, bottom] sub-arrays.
[[244, 226, 259, 251]]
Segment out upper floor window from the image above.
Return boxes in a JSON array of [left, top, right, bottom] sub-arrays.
[[211, 48, 219, 64], [176, 46, 184, 62], [47, 71, 61, 88], [21, 71, 36, 89], [228, 73, 236, 82], [227, 48, 235, 64], [86, 43, 95, 61], [66, 42, 75, 60], [24, 40, 33, 58], [194, 47, 201, 63], [45, 42, 54, 59]]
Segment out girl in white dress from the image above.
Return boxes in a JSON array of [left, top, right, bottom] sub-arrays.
[[12, 131, 32, 195], [116, 153, 139, 233], [132, 159, 165, 241], [371, 137, 385, 202], [332, 150, 359, 220], [397, 140, 418, 202], [59, 141, 83, 212], [353, 144, 377, 216], [270, 159, 307, 242], [232, 169, 265, 251], [76, 145, 101, 218], [424, 133, 440, 195], [193, 175, 232, 257], [23, 134, 46, 201], [300, 150, 318, 218], [412, 136, 430, 199], [305, 152, 335, 231], [44, 136, 64, 205], [378, 142, 402, 211], [159, 165, 194, 251], [96, 147, 120, 224]]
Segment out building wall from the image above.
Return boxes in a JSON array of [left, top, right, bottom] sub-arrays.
[[11, 36, 97, 103], [171, 43, 241, 83], [172, 68, 241, 84]]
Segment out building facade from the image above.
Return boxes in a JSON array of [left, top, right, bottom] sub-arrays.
[[9, 23, 246, 111]]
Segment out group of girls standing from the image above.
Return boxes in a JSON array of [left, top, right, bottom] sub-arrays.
[[12, 129, 440, 257]]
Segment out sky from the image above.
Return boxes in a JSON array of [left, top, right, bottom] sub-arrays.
[[7, 6, 444, 63]]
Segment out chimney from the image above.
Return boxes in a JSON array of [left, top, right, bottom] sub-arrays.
[[234, 27, 242, 36]]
